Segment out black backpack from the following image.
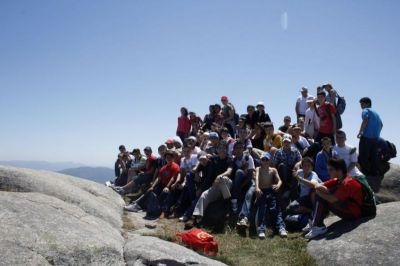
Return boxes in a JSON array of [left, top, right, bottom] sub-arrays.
[[377, 138, 397, 162], [336, 93, 346, 115]]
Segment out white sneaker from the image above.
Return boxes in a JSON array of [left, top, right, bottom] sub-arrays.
[[279, 229, 288, 238], [179, 216, 189, 222], [237, 217, 249, 228], [305, 226, 328, 240], [124, 203, 141, 212], [105, 181, 112, 187], [258, 232, 266, 240], [302, 220, 313, 233]]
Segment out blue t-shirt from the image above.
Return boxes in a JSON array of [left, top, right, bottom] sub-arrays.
[[362, 108, 382, 139]]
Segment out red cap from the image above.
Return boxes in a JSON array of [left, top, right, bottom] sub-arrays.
[[165, 139, 174, 144], [221, 96, 228, 101]]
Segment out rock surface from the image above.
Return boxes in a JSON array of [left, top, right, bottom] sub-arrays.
[[125, 234, 226, 266], [307, 202, 400, 266], [0, 192, 125, 266], [374, 163, 400, 203]]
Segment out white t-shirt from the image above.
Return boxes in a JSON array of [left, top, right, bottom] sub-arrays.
[[234, 152, 255, 171], [191, 146, 202, 155], [180, 155, 199, 172], [333, 144, 363, 177], [297, 95, 312, 115], [305, 108, 320, 137], [298, 170, 321, 197]]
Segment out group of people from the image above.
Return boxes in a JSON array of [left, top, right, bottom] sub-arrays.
[[108, 83, 383, 240]]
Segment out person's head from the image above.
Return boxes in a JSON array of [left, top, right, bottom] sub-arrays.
[[189, 111, 196, 119], [301, 157, 314, 175], [247, 105, 255, 115], [186, 136, 197, 147], [297, 117, 305, 130], [322, 83, 333, 92], [263, 122, 275, 136], [217, 140, 228, 158], [238, 116, 246, 128], [301, 87, 308, 97], [327, 158, 347, 179], [209, 105, 215, 114], [131, 148, 141, 158], [198, 152, 209, 166], [317, 91, 326, 105], [359, 97, 372, 109], [165, 139, 174, 149], [336, 130, 347, 147], [143, 146, 152, 157], [209, 132, 220, 145], [173, 137, 183, 149], [182, 144, 191, 158], [214, 104, 221, 113], [321, 137, 332, 151], [181, 107, 189, 117], [158, 144, 167, 157], [165, 150, 175, 164], [284, 116, 291, 126], [119, 145, 126, 153], [254, 123, 264, 136], [260, 152, 272, 167], [307, 97, 315, 108], [291, 126, 302, 137], [220, 128, 230, 140], [233, 140, 245, 156], [282, 134, 292, 149], [238, 128, 249, 140], [256, 102, 265, 112], [221, 96, 229, 106]]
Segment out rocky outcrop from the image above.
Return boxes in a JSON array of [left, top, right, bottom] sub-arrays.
[[307, 202, 400, 266], [374, 163, 400, 203]]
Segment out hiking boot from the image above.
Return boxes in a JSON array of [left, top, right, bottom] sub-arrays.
[[124, 203, 141, 212], [258, 232, 266, 240], [237, 217, 250, 228], [179, 216, 189, 223], [305, 226, 328, 240], [279, 228, 288, 238]]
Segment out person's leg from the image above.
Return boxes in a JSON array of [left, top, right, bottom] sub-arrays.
[[256, 191, 268, 234], [277, 163, 289, 186], [369, 138, 379, 176], [311, 199, 331, 227], [239, 182, 256, 219], [268, 192, 286, 232], [358, 136, 370, 176], [231, 170, 247, 213], [193, 186, 222, 217]]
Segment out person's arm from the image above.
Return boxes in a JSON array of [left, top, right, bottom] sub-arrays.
[[164, 172, 179, 193], [148, 176, 159, 192], [358, 117, 368, 138], [151, 168, 160, 184], [214, 167, 233, 184], [272, 168, 282, 191], [315, 185, 338, 204], [293, 171, 317, 189], [296, 99, 300, 115], [331, 104, 337, 133], [255, 167, 263, 198]]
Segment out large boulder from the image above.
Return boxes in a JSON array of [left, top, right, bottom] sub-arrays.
[[374, 163, 400, 203], [307, 202, 400, 266], [0, 192, 125, 266], [0, 165, 125, 229], [124, 234, 226, 266]]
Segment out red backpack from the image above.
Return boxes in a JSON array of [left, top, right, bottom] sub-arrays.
[[176, 229, 219, 256]]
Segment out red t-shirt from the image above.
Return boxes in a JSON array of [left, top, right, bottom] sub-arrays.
[[144, 155, 157, 172], [177, 116, 191, 134], [323, 176, 364, 218], [318, 103, 336, 134], [158, 162, 180, 186]]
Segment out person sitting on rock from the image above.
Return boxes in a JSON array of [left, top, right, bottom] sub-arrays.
[[255, 152, 288, 239], [124, 150, 180, 219], [333, 130, 364, 177], [315, 137, 338, 182], [263, 122, 282, 156], [301, 158, 364, 239]]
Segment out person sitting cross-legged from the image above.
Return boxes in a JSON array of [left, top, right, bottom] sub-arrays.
[[255, 152, 288, 239]]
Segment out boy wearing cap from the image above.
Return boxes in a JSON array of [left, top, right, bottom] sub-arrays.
[[255, 102, 272, 124], [255, 152, 288, 239], [205, 132, 220, 156]]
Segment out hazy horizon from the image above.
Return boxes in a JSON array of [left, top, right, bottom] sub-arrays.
[[1, 1, 399, 167]]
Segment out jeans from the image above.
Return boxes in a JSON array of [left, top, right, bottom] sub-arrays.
[[359, 136, 379, 176], [239, 181, 256, 219], [231, 169, 250, 200], [256, 188, 285, 233], [137, 183, 169, 218], [174, 173, 196, 215], [133, 173, 153, 186]]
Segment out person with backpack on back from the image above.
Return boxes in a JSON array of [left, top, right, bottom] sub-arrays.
[[301, 158, 375, 239], [358, 97, 383, 176], [315, 90, 337, 145], [322, 83, 346, 130]]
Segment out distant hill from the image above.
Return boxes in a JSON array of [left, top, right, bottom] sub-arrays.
[[58, 167, 114, 184], [0, 160, 85, 172]]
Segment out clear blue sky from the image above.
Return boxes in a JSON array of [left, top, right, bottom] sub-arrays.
[[1, 0, 399, 167]]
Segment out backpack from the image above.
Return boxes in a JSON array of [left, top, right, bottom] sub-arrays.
[[176, 229, 219, 256], [377, 138, 397, 162], [352, 175, 377, 217], [336, 93, 346, 115]]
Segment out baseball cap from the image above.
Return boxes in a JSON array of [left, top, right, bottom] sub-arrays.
[[306, 97, 315, 103], [260, 152, 271, 160], [186, 136, 197, 142], [282, 134, 292, 143], [284, 116, 291, 121], [221, 96, 228, 101], [165, 139, 174, 145], [301, 87, 308, 92], [209, 132, 219, 139], [256, 101, 265, 107]]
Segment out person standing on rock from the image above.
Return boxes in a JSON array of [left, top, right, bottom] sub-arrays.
[[300, 158, 364, 239], [357, 97, 383, 176]]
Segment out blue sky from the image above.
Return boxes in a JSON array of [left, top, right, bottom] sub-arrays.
[[1, 0, 399, 167]]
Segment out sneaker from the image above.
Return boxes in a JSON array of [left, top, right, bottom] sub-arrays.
[[124, 203, 141, 212], [279, 229, 288, 238], [231, 199, 238, 214], [258, 232, 266, 240], [105, 181, 112, 187], [237, 217, 250, 228], [179, 216, 189, 222], [115, 187, 126, 195], [302, 220, 313, 233], [305, 226, 328, 240]]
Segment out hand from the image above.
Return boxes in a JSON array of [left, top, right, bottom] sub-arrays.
[[315, 184, 328, 194], [292, 170, 300, 180], [272, 184, 281, 191], [214, 175, 223, 184], [255, 188, 263, 198], [163, 187, 170, 193]]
